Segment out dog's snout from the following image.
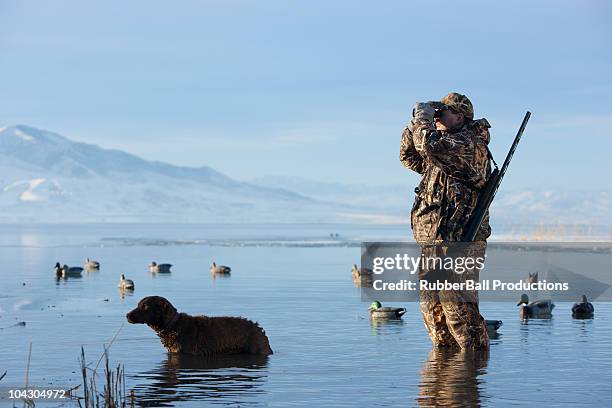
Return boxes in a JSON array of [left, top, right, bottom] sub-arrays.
[[126, 309, 139, 323]]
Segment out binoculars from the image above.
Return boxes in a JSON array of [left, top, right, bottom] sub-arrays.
[[431, 102, 450, 119]]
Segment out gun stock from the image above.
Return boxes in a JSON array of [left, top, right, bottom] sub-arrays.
[[462, 111, 531, 242]]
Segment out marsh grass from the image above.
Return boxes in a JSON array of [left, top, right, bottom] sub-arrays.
[[78, 346, 134, 408], [7, 326, 133, 407]]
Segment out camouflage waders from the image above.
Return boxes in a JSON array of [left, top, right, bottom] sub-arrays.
[[418, 242, 489, 350]]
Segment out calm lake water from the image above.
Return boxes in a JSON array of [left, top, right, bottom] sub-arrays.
[[1, 223, 611, 407]]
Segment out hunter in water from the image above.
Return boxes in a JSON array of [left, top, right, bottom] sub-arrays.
[[400, 92, 492, 350]]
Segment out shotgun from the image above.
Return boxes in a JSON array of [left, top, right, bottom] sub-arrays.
[[462, 111, 531, 241]]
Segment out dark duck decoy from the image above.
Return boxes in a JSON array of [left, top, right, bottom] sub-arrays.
[[485, 320, 503, 332], [517, 294, 554, 319], [572, 295, 594, 318], [55, 262, 83, 277], [149, 261, 172, 273], [368, 301, 406, 320]]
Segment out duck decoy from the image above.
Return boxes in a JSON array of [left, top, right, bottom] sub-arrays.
[[368, 301, 406, 320], [485, 320, 503, 332], [572, 295, 594, 318], [148, 262, 172, 273], [517, 294, 554, 319], [84, 258, 100, 270], [352, 264, 373, 287], [527, 272, 538, 284], [210, 261, 231, 275], [55, 262, 83, 278], [117, 274, 135, 290]]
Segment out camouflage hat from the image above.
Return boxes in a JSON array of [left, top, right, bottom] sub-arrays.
[[441, 92, 474, 120]]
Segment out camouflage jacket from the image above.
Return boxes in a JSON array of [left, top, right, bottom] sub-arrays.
[[400, 103, 492, 243]]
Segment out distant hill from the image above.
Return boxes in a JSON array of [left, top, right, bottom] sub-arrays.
[[0, 125, 355, 223], [1, 125, 609, 233], [251, 175, 612, 232]]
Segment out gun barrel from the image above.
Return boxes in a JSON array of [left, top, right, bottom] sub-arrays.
[[463, 111, 531, 241]]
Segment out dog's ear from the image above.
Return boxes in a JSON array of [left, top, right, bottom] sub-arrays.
[[160, 299, 178, 327], [138, 296, 152, 310], [161, 299, 177, 315]]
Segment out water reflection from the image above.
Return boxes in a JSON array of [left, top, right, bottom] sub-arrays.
[[55, 275, 83, 285], [149, 271, 173, 279], [487, 331, 502, 342], [211, 273, 231, 282], [519, 317, 554, 344], [131, 353, 269, 407], [369, 317, 405, 335], [118, 287, 135, 299], [572, 317, 594, 340], [417, 348, 489, 407]]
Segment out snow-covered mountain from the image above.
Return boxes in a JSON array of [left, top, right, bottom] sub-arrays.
[[251, 175, 412, 211], [1, 125, 609, 230], [0, 125, 361, 223]]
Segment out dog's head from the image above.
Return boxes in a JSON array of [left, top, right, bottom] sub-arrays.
[[126, 296, 178, 329]]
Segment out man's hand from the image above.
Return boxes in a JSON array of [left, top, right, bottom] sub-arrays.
[[413, 102, 435, 122], [435, 119, 448, 131]]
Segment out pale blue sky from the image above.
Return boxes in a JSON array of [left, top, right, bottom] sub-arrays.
[[1, 0, 610, 189]]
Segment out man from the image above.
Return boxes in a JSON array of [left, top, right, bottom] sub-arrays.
[[400, 92, 491, 350]]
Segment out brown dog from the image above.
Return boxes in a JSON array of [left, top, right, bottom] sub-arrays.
[[126, 296, 273, 356]]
